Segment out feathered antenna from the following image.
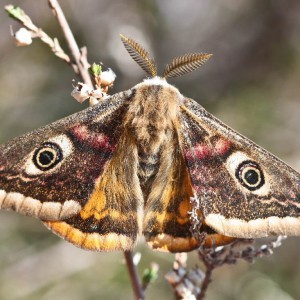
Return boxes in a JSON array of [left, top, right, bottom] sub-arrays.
[[120, 35, 157, 78], [163, 53, 212, 79]]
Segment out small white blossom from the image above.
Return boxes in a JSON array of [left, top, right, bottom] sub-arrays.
[[176, 284, 197, 300], [133, 252, 141, 266], [14, 28, 32, 46], [89, 96, 99, 106], [90, 88, 104, 99], [100, 68, 116, 86], [71, 82, 92, 103]]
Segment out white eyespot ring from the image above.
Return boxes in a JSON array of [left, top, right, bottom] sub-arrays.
[[24, 134, 74, 176], [225, 151, 271, 196]]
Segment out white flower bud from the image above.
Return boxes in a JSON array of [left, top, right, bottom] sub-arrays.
[[89, 88, 104, 99], [165, 270, 181, 284], [100, 68, 116, 86], [71, 82, 92, 103], [14, 28, 32, 46], [89, 96, 99, 106], [133, 252, 141, 266], [175, 284, 196, 300]]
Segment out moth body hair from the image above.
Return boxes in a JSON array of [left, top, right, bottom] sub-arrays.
[[126, 77, 182, 154], [124, 78, 183, 201]]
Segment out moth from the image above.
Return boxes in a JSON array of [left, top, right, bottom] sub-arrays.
[[1, 35, 300, 253]]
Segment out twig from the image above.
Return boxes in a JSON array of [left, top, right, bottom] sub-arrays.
[[5, 4, 77, 72], [47, 0, 92, 87], [196, 236, 286, 299], [124, 251, 145, 300], [196, 250, 215, 300], [166, 235, 286, 299]]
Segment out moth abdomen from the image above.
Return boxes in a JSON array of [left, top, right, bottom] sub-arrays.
[[138, 151, 161, 181]]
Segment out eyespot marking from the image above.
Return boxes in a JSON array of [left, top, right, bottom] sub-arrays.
[[236, 160, 265, 191], [226, 151, 270, 196], [24, 134, 74, 175], [33, 142, 63, 171]]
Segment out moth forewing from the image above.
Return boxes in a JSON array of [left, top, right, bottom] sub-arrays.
[[180, 98, 300, 239]]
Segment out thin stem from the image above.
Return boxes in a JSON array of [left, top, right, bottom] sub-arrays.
[[124, 251, 144, 300], [48, 0, 93, 87], [5, 4, 77, 72], [197, 265, 213, 300]]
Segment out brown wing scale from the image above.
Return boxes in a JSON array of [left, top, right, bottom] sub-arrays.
[[143, 130, 234, 252], [180, 98, 300, 239], [45, 129, 142, 251]]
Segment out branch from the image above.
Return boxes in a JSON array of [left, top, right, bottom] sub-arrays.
[[47, 0, 92, 87], [166, 236, 286, 300], [5, 4, 77, 73], [165, 194, 287, 299], [124, 251, 145, 300]]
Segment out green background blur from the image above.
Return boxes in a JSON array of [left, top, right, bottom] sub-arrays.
[[1, 1, 300, 299]]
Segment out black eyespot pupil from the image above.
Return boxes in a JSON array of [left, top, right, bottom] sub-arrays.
[[33, 142, 63, 171], [244, 169, 259, 185], [39, 151, 54, 165]]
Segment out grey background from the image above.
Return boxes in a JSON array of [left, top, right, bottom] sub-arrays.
[[0, 1, 300, 299]]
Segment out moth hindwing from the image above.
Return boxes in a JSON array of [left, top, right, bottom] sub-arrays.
[[1, 36, 300, 253]]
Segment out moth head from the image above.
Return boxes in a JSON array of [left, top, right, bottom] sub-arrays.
[[24, 134, 73, 175], [120, 34, 212, 79]]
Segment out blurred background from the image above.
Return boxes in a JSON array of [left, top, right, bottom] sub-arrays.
[[0, 0, 300, 299]]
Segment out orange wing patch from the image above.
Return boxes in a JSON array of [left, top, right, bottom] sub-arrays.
[[44, 221, 134, 251], [143, 149, 199, 252], [45, 131, 143, 252], [142, 130, 199, 253], [143, 136, 235, 253]]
